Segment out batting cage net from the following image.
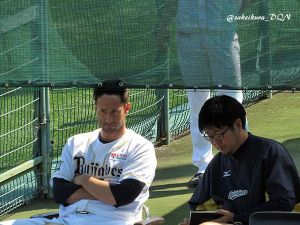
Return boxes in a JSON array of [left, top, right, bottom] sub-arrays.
[[0, 0, 299, 89]]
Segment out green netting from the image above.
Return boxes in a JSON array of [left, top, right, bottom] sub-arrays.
[[0, 1, 299, 89]]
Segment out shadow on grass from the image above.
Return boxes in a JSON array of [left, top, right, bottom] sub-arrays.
[[150, 163, 196, 198], [149, 164, 196, 224], [154, 164, 198, 181], [150, 182, 194, 199], [283, 137, 300, 172]]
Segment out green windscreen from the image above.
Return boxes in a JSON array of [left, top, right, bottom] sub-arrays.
[[0, 0, 299, 89]]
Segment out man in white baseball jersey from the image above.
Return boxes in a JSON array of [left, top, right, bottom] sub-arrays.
[[157, 0, 254, 187], [1, 80, 157, 225]]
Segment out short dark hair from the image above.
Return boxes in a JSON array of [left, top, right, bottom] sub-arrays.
[[198, 95, 246, 133], [93, 80, 129, 103]]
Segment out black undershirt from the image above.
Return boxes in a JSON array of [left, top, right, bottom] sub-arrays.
[[52, 177, 145, 207]]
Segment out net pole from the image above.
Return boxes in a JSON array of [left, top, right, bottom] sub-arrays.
[[259, 0, 272, 98], [38, 0, 52, 198]]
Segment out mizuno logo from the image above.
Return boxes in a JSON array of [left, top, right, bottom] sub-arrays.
[[223, 170, 231, 177]]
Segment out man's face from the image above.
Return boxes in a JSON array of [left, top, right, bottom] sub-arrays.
[[95, 94, 131, 134], [203, 123, 241, 155]]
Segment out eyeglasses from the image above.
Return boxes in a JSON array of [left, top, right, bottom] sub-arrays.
[[203, 127, 231, 142]]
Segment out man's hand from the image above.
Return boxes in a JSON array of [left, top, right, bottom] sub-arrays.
[[73, 174, 90, 186], [212, 209, 234, 223], [66, 187, 95, 204], [71, 174, 116, 205]]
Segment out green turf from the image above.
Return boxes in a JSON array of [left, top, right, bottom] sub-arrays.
[[246, 92, 300, 171], [2, 91, 300, 224]]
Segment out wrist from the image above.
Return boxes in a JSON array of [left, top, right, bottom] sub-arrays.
[[73, 174, 89, 186]]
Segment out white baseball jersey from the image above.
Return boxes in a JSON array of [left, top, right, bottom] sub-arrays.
[[50, 128, 157, 225]]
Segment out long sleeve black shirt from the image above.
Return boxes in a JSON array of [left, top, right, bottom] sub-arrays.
[[189, 133, 300, 225]]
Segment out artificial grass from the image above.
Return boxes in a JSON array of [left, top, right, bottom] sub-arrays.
[[246, 92, 300, 171], [2, 91, 300, 225]]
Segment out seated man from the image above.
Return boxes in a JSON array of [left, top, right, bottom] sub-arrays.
[[179, 95, 300, 225], [1, 80, 157, 225]]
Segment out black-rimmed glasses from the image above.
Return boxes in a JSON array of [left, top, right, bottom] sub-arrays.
[[203, 127, 231, 142]]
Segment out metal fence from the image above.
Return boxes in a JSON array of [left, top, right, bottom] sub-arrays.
[[0, 87, 40, 216]]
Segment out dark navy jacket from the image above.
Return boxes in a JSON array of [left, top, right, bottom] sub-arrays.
[[189, 133, 300, 225]]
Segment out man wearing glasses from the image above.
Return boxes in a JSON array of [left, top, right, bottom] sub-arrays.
[[179, 95, 300, 225]]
